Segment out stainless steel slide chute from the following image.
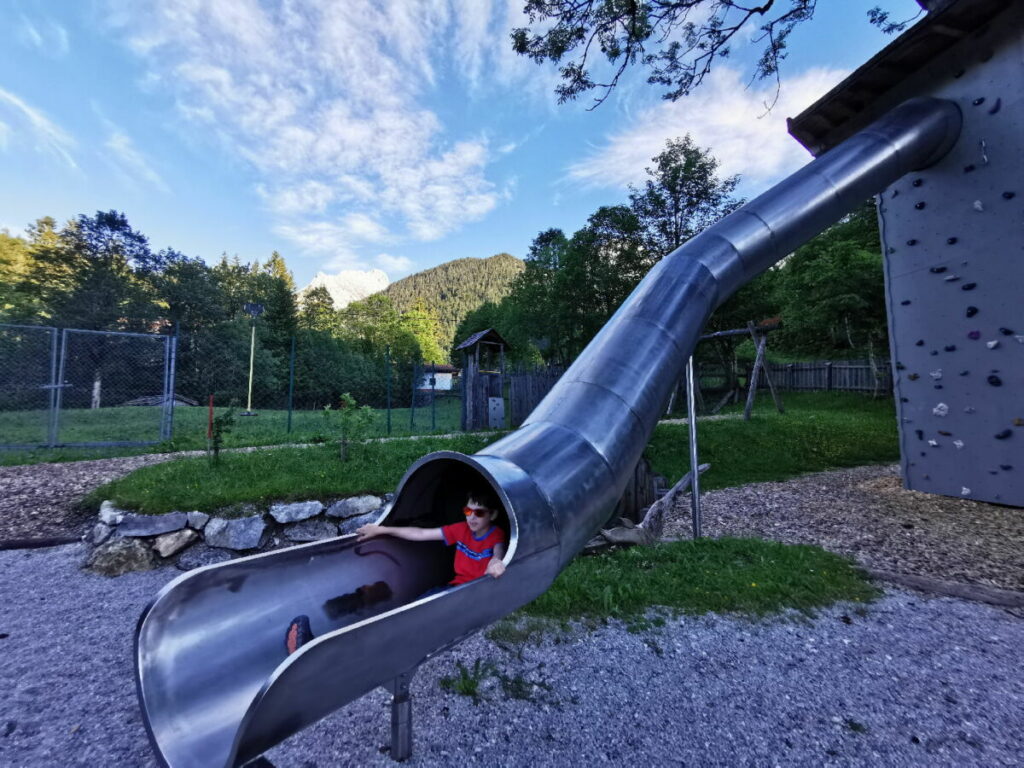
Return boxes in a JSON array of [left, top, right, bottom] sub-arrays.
[[136, 98, 961, 767]]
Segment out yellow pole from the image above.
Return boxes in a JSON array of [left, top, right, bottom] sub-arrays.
[[246, 322, 256, 412]]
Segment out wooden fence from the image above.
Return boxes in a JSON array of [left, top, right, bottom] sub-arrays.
[[508, 366, 565, 427], [754, 359, 891, 393]]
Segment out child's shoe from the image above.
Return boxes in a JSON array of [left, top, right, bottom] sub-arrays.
[[285, 615, 314, 655]]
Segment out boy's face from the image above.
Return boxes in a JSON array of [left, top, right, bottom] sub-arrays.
[[464, 499, 495, 534]]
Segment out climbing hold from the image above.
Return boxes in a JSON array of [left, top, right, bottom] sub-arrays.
[[929, 369, 942, 380], [895, 362, 906, 370], [1016, 335, 1024, 345], [944, 345, 957, 352], [1000, 465, 1013, 471], [961, 282, 977, 290], [934, 384, 943, 389], [930, 351, 939, 357], [932, 403, 949, 417], [965, 406, 976, 414], [959, 370, 969, 376], [928, 439, 939, 446], [915, 339, 925, 346], [987, 374, 1002, 386], [906, 239, 918, 246], [915, 202, 926, 210], [915, 429, 924, 441], [1014, 417, 1024, 427], [966, 306, 978, 317], [901, 300, 911, 306], [929, 266, 947, 274], [944, 276, 960, 283], [987, 340, 999, 349], [968, 331, 981, 340], [1002, 191, 1016, 199], [953, 68, 966, 78], [887, 246, 896, 254], [938, 430, 952, 436], [908, 373, 920, 380], [973, 200, 984, 212], [988, 98, 1002, 114], [912, 179, 923, 187], [946, 237, 958, 245], [961, 487, 971, 495], [994, 429, 1012, 440], [900, 397, 909, 403], [953, 440, 964, 450], [891, 189, 899, 198], [999, 327, 1014, 335], [972, 97, 985, 106]]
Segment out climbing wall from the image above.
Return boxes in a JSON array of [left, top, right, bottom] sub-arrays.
[[878, 11, 1023, 506]]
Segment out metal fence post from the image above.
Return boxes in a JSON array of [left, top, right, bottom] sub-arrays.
[[686, 355, 702, 539], [409, 361, 417, 431], [287, 335, 296, 434], [47, 327, 59, 447], [430, 365, 436, 432], [385, 345, 392, 436]]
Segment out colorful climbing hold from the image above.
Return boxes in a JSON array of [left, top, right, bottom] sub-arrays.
[[1002, 191, 1015, 199], [987, 374, 1002, 386], [972, 97, 986, 106], [968, 331, 981, 340], [915, 429, 924, 441], [906, 239, 918, 246], [961, 283, 977, 290], [959, 370, 969, 376], [946, 237, 958, 245], [915, 339, 925, 346], [953, 440, 964, 449], [908, 373, 920, 380], [901, 300, 911, 306], [938, 430, 952, 436], [929, 266, 947, 274], [987, 98, 1001, 114], [912, 179, 923, 187], [999, 328, 1014, 335], [973, 200, 984, 211], [944, 345, 957, 352], [966, 306, 978, 317], [932, 403, 949, 417], [1000, 465, 1013, 471], [944, 276, 960, 282], [964, 164, 976, 173], [914, 202, 926, 210], [994, 429, 1012, 440]]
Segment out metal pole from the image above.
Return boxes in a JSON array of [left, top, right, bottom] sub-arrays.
[[385, 345, 392, 436], [431, 365, 436, 431], [686, 355, 702, 539], [388, 670, 415, 762], [409, 361, 417, 431], [52, 329, 69, 448], [47, 327, 59, 447], [287, 335, 296, 434], [163, 329, 178, 442], [246, 321, 256, 413]]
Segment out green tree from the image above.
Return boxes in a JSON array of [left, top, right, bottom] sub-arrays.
[[512, 0, 819, 107], [0, 230, 32, 318], [773, 201, 886, 359], [298, 285, 339, 333], [629, 136, 742, 257], [400, 299, 446, 364]]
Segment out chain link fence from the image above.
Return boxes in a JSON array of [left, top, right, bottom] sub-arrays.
[[0, 323, 175, 449]]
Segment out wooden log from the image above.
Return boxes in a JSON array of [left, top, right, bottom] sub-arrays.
[[637, 462, 711, 541], [743, 323, 767, 421], [747, 321, 784, 414]]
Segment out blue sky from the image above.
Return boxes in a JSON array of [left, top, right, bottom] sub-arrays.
[[0, 0, 923, 288]]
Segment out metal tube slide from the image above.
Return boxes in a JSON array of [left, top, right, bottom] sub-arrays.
[[135, 98, 960, 768]]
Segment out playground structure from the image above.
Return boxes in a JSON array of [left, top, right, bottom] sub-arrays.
[[135, 3, 1020, 766]]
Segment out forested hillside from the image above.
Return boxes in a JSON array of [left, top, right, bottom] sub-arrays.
[[377, 253, 524, 348]]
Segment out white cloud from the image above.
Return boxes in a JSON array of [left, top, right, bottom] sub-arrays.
[[18, 16, 69, 57], [105, 128, 170, 193], [566, 67, 849, 195], [0, 87, 77, 169], [106, 0, 527, 268], [375, 252, 414, 275]]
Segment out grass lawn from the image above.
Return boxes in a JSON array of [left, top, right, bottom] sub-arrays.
[[648, 391, 899, 490], [85, 433, 502, 515], [523, 537, 878, 623], [0, 396, 466, 466]]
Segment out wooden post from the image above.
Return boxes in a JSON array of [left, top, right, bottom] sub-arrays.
[[742, 322, 767, 421]]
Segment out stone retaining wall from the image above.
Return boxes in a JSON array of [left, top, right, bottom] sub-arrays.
[[84, 495, 388, 576]]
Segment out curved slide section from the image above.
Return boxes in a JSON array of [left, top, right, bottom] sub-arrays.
[[136, 98, 961, 768]]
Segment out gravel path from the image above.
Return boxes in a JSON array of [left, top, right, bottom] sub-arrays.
[[1, 544, 1021, 767]]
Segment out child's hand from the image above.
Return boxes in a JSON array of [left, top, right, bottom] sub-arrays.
[[356, 524, 383, 541], [486, 559, 506, 578]]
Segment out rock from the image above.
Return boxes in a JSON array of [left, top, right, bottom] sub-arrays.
[[269, 500, 324, 524], [284, 519, 338, 542], [204, 515, 266, 550], [176, 543, 235, 571], [153, 529, 199, 558], [92, 522, 113, 545], [86, 538, 155, 576], [98, 500, 125, 526], [338, 511, 379, 535], [187, 511, 210, 530], [326, 495, 382, 519], [117, 511, 188, 537]]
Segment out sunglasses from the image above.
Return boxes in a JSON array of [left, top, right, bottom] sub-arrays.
[[463, 506, 491, 518]]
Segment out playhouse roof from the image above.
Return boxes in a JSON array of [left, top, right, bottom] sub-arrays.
[[788, 0, 1008, 157], [455, 328, 508, 351]]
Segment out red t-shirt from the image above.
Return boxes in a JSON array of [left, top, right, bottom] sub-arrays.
[[441, 521, 506, 585]]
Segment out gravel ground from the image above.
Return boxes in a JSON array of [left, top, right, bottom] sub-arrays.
[[663, 464, 1024, 593], [1, 544, 1021, 767]]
